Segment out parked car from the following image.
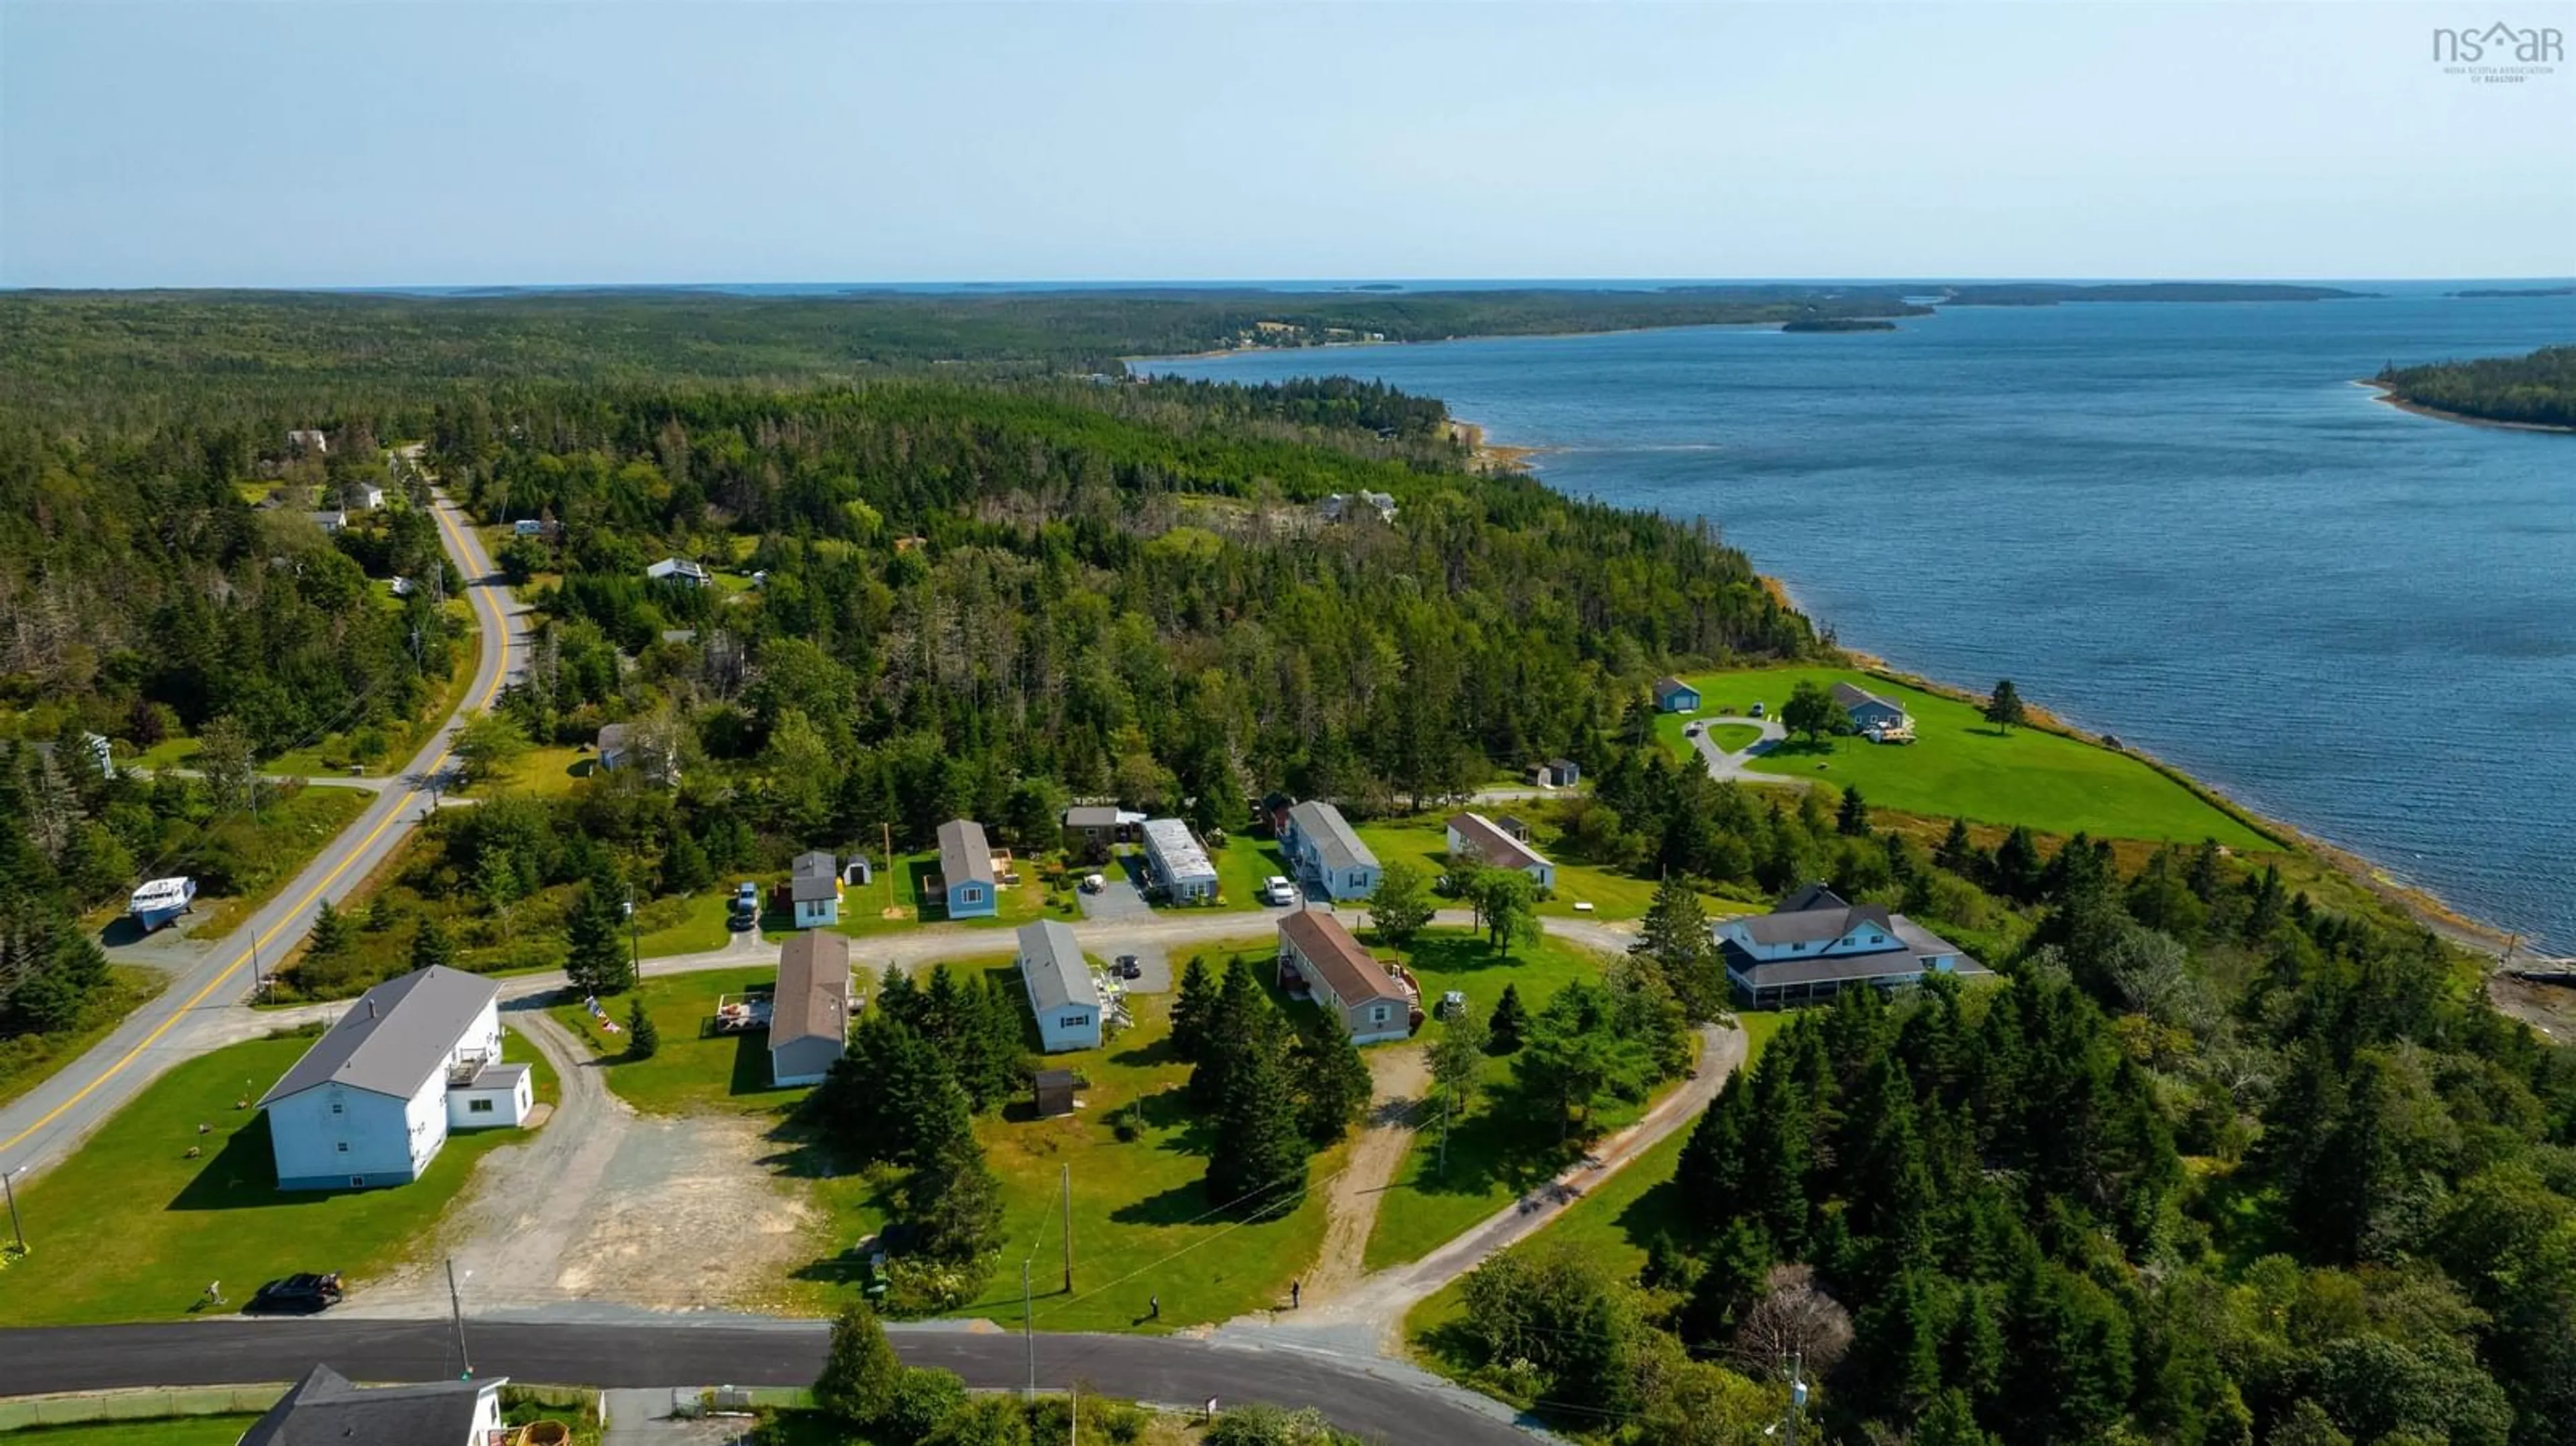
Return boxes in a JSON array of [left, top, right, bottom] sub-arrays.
[[1750, 701, 1766, 717], [1262, 876, 1298, 906], [729, 880, 759, 929], [1114, 955, 1143, 980], [1081, 873, 1106, 894], [248, 1272, 344, 1314]]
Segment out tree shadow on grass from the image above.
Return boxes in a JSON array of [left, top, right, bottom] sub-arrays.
[[1109, 1178, 1233, 1228], [727, 1031, 799, 1100], [1403, 933, 1536, 980], [1399, 1089, 1589, 1204]]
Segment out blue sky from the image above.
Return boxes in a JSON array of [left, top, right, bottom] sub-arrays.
[[3, 1, 2569, 287]]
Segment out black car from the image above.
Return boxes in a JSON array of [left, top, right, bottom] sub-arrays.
[[248, 1272, 344, 1314], [1114, 955, 1142, 980]]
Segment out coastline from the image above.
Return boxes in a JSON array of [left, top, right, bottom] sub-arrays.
[[2357, 379, 2576, 435], [1448, 418, 1546, 474], [1453, 406, 2522, 958]]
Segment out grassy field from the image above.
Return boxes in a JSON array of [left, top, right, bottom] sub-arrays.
[[486, 745, 596, 798], [823, 849, 1053, 936], [1356, 927, 1634, 1271], [0, 1029, 544, 1326], [1705, 722, 1765, 754], [1207, 834, 1294, 911], [1402, 1011, 1792, 1354], [0, 967, 166, 1110], [549, 964, 842, 1117], [1655, 667, 2268, 847], [1354, 815, 1748, 922], [178, 785, 375, 940], [0, 1418, 264, 1445]]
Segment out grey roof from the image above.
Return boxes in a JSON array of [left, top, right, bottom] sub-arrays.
[[1142, 817, 1217, 884], [937, 819, 995, 888], [596, 722, 628, 754], [1735, 901, 1896, 948], [1446, 812, 1549, 873], [1721, 885, 1982, 988], [1017, 920, 1100, 1016], [1063, 805, 1124, 829], [1654, 675, 1696, 697], [1286, 800, 1378, 876], [459, 1062, 527, 1092], [259, 966, 498, 1107], [790, 849, 839, 903], [773, 931, 854, 1047], [1832, 680, 1905, 715], [239, 1363, 498, 1446]]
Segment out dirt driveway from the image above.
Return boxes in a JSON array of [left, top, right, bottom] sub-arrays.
[[347, 1009, 821, 1318]]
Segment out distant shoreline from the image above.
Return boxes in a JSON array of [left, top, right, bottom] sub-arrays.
[[2357, 380, 2576, 435]]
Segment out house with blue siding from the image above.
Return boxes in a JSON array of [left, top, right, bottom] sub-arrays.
[[258, 966, 529, 1191], [1016, 921, 1103, 1053], [1652, 676, 1701, 713], [935, 818, 998, 919], [1281, 800, 1381, 902]]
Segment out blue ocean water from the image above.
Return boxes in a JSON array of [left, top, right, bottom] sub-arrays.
[[1150, 291, 2576, 949]]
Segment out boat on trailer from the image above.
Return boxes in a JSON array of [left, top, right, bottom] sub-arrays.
[[129, 876, 197, 932]]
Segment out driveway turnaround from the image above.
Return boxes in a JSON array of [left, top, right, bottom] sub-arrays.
[[0, 1319, 1554, 1445], [0, 491, 527, 1185]]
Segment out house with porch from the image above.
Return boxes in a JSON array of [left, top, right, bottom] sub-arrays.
[[1276, 911, 1415, 1045], [1832, 681, 1916, 742], [1715, 883, 1985, 1009], [788, 849, 842, 928], [769, 931, 854, 1086], [1141, 817, 1219, 903], [1016, 920, 1103, 1053]]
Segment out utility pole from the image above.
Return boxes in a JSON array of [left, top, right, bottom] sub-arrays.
[[1022, 1261, 1036, 1398], [446, 1258, 473, 1380], [1061, 1164, 1073, 1293], [625, 889, 641, 988], [1438, 1097, 1450, 1179], [3, 1166, 25, 1255], [882, 823, 896, 913]]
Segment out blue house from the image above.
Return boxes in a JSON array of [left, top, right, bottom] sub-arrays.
[[936, 818, 998, 919], [1281, 800, 1382, 902], [1652, 676, 1701, 713]]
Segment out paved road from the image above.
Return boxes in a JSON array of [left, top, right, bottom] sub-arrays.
[[1686, 713, 1799, 787], [0, 492, 524, 1184], [0, 1320, 1553, 1445]]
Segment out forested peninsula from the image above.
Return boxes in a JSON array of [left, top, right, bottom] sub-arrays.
[[1939, 282, 2368, 306], [5, 291, 2575, 1446], [2373, 345, 2576, 431]]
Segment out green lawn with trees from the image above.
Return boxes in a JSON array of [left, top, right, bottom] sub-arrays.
[[0, 1029, 545, 1326], [0, 1419, 264, 1446], [1656, 667, 2268, 847]]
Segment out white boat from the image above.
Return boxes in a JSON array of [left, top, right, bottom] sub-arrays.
[[128, 876, 197, 932]]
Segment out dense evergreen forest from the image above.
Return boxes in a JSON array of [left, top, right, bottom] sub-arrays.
[[2377, 346, 2576, 429], [1450, 812, 2576, 1446], [0, 287, 1923, 427]]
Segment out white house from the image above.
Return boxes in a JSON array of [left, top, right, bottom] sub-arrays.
[[1715, 883, 1986, 1010], [770, 931, 855, 1087], [1445, 812, 1556, 890], [1016, 920, 1103, 1053], [257, 965, 529, 1191], [239, 1363, 505, 1446], [307, 509, 349, 535], [513, 518, 545, 537], [1141, 817, 1219, 902], [645, 557, 711, 587], [1276, 911, 1413, 1045], [347, 484, 387, 511], [788, 849, 842, 928], [1281, 800, 1381, 902], [286, 429, 329, 456]]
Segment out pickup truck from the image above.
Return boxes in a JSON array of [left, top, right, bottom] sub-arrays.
[[730, 881, 760, 929]]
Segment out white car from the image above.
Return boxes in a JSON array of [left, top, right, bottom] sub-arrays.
[[1262, 876, 1298, 906]]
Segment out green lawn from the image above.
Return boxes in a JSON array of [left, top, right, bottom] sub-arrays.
[[0, 1418, 264, 1445], [0, 967, 166, 1110], [1354, 815, 1743, 923], [1207, 834, 1294, 912], [549, 965, 825, 1117], [487, 745, 596, 798], [177, 785, 375, 941], [0, 1029, 544, 1326], [1656, 666, 2268, 847], [822, 849, 1053, 936], [1705, 722, 1764, 754], [1402, 1010, 1792, 1355], [637, 889, 733, 958], [1355, 928, 1644, 1272]]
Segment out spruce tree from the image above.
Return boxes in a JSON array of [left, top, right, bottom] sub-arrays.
[[1489, 982, 1528, 1055], [661, 829, 712, 894], [625, 995, 659, 1060], [307, 899, 352, 964], [1836, 784, 1870, 837], [1982, 679, 2028, 734], [877, 963, 919, 1025], [409, 915, 459, 973], [812, 1300, 904, 1425], [1204, 1005, 1306, 1217], [564, 880, 629, 994], [904, 1074, 1004, 1274], [1171, 954, 1218, 1063], [1291, 1009, 1371, 1146], [1633, 874, 1723, 1022], [1935, 817, 1977, 875]]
